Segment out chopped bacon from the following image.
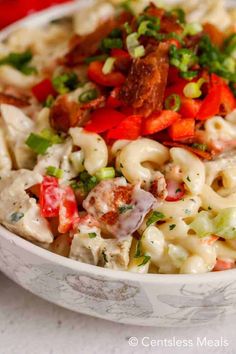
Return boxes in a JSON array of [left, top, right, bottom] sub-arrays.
[[145, 4, 183, 34], [80, 95, 106, 110], [163, 141, 214, 160], [0, 92, 29, 107], [113, 185, 133, 206], [119, 43, 169, 117], [50, 96, 84, 132], [63, 19, 117, 66]]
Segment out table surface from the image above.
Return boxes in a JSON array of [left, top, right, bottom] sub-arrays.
[[1, 272, 236, 354]]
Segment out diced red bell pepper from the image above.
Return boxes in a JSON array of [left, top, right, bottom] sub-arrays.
[[179, 97, 202, 118], [168, 118, 195, 141], [32, 79, 57, 102], [58, 186, 79, 234], [88, 61, 126, 87], [107, 115, 142, 140], [143, 110, 181, 135], [219, 84, 236, 115], [111, 49, 130, 58], [106, 87, 123, 108], [197, 74, 235, 120], [85, 107, 126, 133], [39, 176, 62, 218], [166, 180, 185, 202], [165, 81, 187, 98]]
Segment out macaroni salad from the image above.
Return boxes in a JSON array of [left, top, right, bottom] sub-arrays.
[[0, 0, 236, 274]]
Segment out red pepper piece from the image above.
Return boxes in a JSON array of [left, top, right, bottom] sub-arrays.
[[168, 118, 195, 141], [107, 115, 142, 140], [58, 186, 79, 234], [88, 61, 126, 87], [85, 107, 126, 133], [32, 79, 57, 102], [39, 176, 62, 218], [143, 110, 181, 135]]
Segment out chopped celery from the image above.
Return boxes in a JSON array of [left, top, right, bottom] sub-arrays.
[[214, 208, 236, 239], [190, 211, 214, 238]]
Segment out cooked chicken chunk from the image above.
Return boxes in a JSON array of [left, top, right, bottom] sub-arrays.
[[0, 170, 53, 244], [83, 177, 156, 238]]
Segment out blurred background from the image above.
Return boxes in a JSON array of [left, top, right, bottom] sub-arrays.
[[0, 0, 72, 29]]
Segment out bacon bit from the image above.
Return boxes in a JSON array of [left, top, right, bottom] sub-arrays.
[[203, 23, 225, 47], [145, 4, 183, 35], [50, 96, 84, 132], [163, 141, 214, 160], [119, 43, 169, 117], [80, 95, 106, 110], [113, 185, 133, 207], [100, 211, 119, 225], [63, 19, 117, 66], [0, 92, 29, 107], [213, 258, 235, 271]]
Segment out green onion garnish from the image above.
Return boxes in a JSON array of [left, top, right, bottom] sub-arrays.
[[95, 167, 115, 181], [165, 94, 181, 112], [183, 23, 203, 36], [126, 32, 145, 58], [0, 50, 37, 76], [170, 8, 186, 24], [52, 72, 79, 94], [191, 143, 208, 151], [183, 78, 205, 99], [102, 57, 116, 75], [88, 232, 97, 239], [79, 89, 98, 103], [101, 38, 123, 50], [25, 133, 52, 155], [40, 129, 63, 144], [46, 166, 64, 178], [146, 211, 165, 227], [43, 95, 54, 108], [84, 54, 108, 64], [138, 255, 151, 267]]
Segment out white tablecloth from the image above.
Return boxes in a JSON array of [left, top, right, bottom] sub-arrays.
[[0, 272, 236, 354]]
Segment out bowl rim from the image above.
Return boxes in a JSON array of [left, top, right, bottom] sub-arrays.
[[0, 0, 236, 284]]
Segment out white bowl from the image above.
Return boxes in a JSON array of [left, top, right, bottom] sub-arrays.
[[1, 1, 236, 327]]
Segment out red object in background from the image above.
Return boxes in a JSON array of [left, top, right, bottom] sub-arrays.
[[0, 0, 72, 29]]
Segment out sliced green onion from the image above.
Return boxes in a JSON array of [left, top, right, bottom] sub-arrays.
[[171, 8, 186, 24], [190, 211, 214, 238], [184, 23, 203, 36], [137, 18, 160, 38], [101, 38, 123, 50], [88, 232, 97, 239], [180, 70, 198, 80], [40, 129, 63, 144], [169, 45, 198, 73], [79, 171, 98, 193], [79, 89, 98, 103], [102, 57, 116, 75], [146, 211, 165, 227], [0, 50, 37, 76], [165, 94, 181, 112], [84, 54, 108, 64], [138, 255, 151, 267], [95, 167, 115, 181], [46, 166, 64, 178], [223, 57, 235, 73], [25, 133, 52, 155], [123, 22, 132, 34], [126, 32, 145, 58], [52, 72, 79, 94], [43, 95, 54, 108], [191, 143, 208, 152], [184, 78, 206, 98], [224, 33, 236, 58]]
